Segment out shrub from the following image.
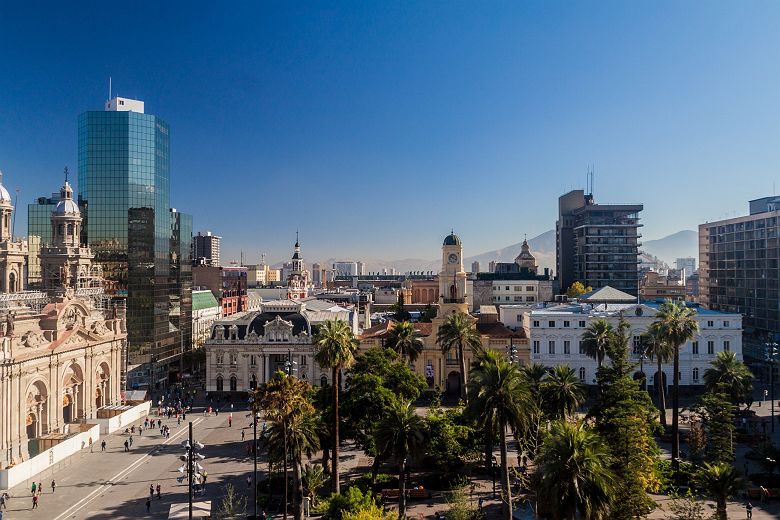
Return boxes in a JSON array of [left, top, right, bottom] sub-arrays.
[[316, 487, 380, 520]]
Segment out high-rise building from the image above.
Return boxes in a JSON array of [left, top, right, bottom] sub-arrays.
[[556, 190, 643, 296], [471, 261, 480, 273], [699, 196, 780, 342], [193, 231, 221, 266], [675, 257, 696, 277], [26, 192, 58, 288], [77, 96, 192, 389]]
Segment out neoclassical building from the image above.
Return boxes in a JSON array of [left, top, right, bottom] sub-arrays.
[[360, 232, 529, 395], [204, 299, 354, 393], [0, 173, 125, 468]]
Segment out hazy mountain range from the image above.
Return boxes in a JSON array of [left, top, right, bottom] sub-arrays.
[[312, 229, 698, 275]]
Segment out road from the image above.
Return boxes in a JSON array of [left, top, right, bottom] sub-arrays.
[[2, 405, 259, 519]]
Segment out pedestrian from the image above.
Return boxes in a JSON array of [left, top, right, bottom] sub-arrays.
[[228, 416, 232, 428], [156, 483, 161, 499], [0, 492, 6, 509], [51, 480, 56, 493], [246, 475, 251, 488], [241, 430, 245, 441], [39, 483, 42, 495], [747, 501, 753, 519], [215, 408, 219, 416], [31, 481, 37, 495], [149, 484, 154, 499], [101, 440, 106, 451], [32, 494, 38, 509], [145, 497, 151, 513], [129, 435, 133, 448]]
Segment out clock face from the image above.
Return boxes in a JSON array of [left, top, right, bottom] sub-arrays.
[[448, 253, 458, 264]]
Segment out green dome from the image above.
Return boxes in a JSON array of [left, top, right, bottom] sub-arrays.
[[443, 232, 461, 246]]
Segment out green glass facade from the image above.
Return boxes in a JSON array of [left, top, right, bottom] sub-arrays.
[[78, 108, 191, 389], [26, 196, 57, 289]]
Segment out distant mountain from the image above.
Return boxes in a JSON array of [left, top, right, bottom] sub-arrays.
[[463, 230, 557, 273], [641, 230, 698, 266]]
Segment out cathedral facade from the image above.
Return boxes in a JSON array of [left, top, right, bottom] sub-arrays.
[[0, 173, 125, 468]]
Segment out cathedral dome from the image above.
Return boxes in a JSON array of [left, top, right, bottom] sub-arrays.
[[443, 232, 461, 246], [53, 181, 80, 216], [0, 172, 12, 205]]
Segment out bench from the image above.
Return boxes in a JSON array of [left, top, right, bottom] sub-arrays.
[[381, 489, 401, 500], [407, 488, 431, 500]]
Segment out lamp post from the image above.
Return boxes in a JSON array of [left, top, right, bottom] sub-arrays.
[[284, 349, 298, 377], [766, 339, 777, 433], [638, 345, 648, 391], [188, 421, 193, 520], [248, 396, 259, 519], [507, 343, 518, 364]]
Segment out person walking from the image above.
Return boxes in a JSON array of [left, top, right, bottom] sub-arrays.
[[156, 483, 161, 500], [32, 494, 38, 509], [145, 497, 151, 514], [38, 483, 42, 495], [51, 480, 56, 493], [228, 416, 232, 428], [124, 440, 129, 452], [129, 435, 133, 448], [246, 475, 252, 488], [101, 439, 107, 452], [241, 430, 245, 441], [149, 484, 154, 500], [0, 492, 7, 509], [31, 481, 36, 495], [747, 501, 753, 519]]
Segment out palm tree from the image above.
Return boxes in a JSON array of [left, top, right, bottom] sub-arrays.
[[534, 420, 615, 520], [653, 300, 699, 466], [386, 320, 424, 363], [257, 373, 314, 520], [282, 414, 321, 520], [696, 462, 742, 520], [374, 398, 427, 520], [313, 319, 359, 494], [468, 349, 534, 520], [641, 323, 675, 426], [581, 320, 613, 370], [301, 463, 328, 508], [704, 351, 754, 406], [436, 312, 483, 402], [542, 365, 586, 421]]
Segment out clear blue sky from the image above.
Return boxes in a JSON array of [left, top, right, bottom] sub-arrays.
[[1, 1, 778, 265]]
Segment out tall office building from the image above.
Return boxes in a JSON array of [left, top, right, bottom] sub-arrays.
[[193, 230, 221, 266], [699, 196, 780, 343], [77, 96, 192, 389], [26, 191, 59, 289], [675, 257, 696, 276], [556, 190, 643, 295], [471, 260, 480, 273]]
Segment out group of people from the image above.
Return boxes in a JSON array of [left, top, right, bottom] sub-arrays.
[[144, 483, 162, 513], [29, 480, 54, 509]]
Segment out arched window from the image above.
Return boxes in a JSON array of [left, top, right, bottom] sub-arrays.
[[320, 375, 328, 387], [216, 376, 223, 392], [216, 352, 224, 365], [250, 374, 257, 390], [250, 355, 256, 366], [230, 375, 238, 392], [8, 272, 15, 293], [579, 367, 586, 382], [692, 367, 699, 382]]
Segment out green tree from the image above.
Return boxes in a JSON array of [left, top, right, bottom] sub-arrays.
[[581, 320, 614, 370], [703, 351, 754, 407], [589, 320, 660, 519], [314, 319, 360, 494], [541, 365, 586, 421], [373, 398, 427, 519], [690, 392, 735, 465], [519, 363, 549, 460], [341, 503, 395, 520], [437, 312, 483, 402], [302, 463, 328, 507], [652, 300, 699, 466], [468, 349, 534, 520], [391, 291, 412, 322], [566, 281, 592, 298], [341, 347, 426, 481], [256, 373, 314, 520], [424, 391, 481, 475], [534, 420, 615, 520], [641, 323, 674, 427], [419, 303, 437, 323], [386, 321, 424, 363], [320, 487, 379, 520], [664, 490, 708, 520], [695, 462, 742, 520], [216, 482, 247, 519]]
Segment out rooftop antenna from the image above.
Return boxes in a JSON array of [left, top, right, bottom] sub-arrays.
[[109, 76, 112, 101]]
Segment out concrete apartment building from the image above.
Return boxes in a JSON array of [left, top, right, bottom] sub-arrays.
[[639, 270, 686, 301], [192, 231, 221, 266], [699, 196, 780, 350], [557, 190, 643, 296], [193, 265, 248, 316]]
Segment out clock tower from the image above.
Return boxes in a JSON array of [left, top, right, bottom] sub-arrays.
[[439, 231, 468, 314]]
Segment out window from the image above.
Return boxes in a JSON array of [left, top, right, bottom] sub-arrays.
[[692, 341, 699, 355], [532, 341, 540, 354], [249, 355, 256, 366], [526, 286, 534, 291], [216, 376, 223, 392], [707, 320, 714, 327], [724, 340, 730, 352], [723, 321, 729, 328], [707, 340, 714, 355], [579, 341, 585, 355], [526, 296, 535, 302], [514, 286, 521, 291], [230, 376, 238, 392], [692, 367, 699, 382], [632, 335, 642, 355], [548, 340, 556, 355], [563, 321, 570, 328], [301, 355, 308, 366], [505, 296, 510, 302], [579, 367, 586, 382], [579, 320, 586, 327], [533, 320, 540, 327], [506, 286, 510, 290], [230, 353, 237, 365], [516, 314, 522, 321], [564, 340, 571, 355], [216, 353, 224, 364], [548, 320, 555, 328]]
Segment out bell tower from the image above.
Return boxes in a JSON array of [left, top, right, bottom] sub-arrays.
[[287, 232, 310, 300], [439, 231, 468, 314], [0, 170, 28, 293], [40, 169, 95, 292]]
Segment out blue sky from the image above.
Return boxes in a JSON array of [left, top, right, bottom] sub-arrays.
[[1, 1, 778, 265]]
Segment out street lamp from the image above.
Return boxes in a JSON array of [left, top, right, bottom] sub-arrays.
[[506, 343, 518, 364], [638, 345, 649, 391], [247, 396, 259, 519], [180, 426, 206, 520], [285, 349, 298, 377], [766, 339, 778, 433]]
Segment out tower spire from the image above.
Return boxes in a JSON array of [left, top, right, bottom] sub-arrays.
[[64, 166, 69, 184]]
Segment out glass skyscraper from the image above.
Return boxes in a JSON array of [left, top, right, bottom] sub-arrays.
[[27, 194, 58, 289], [77, 97, 192, 389]]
